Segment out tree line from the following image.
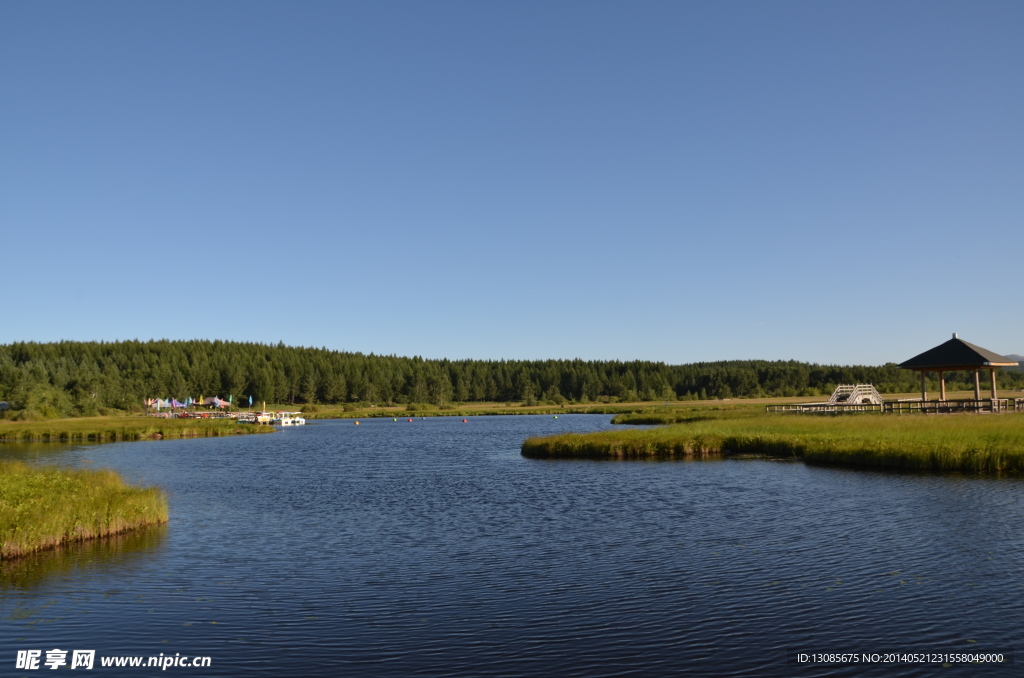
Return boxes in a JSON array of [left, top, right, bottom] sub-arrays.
[[0, 340, 1021, 418]]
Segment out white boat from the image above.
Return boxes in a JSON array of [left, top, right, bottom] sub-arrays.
[[270, 411, 306, 426]]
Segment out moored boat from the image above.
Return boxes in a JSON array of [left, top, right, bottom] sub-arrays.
[[270, 411, 305, 426]]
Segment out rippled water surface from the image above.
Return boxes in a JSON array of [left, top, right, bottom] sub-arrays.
[[2, 415, 1022, 676]]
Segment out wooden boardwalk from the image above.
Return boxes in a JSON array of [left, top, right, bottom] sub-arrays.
[[768, 403, 884, 414], [768, 398, 1023, 414], [886, 399, 1011, 414]]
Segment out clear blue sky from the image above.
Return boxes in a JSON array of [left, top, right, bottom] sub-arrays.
[[2, 1, 1021, 365]]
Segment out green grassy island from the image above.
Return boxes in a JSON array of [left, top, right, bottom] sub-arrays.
[[0, 461, 168, 560], [0, 416, 276, 442], [522, 405, 1024, 474]]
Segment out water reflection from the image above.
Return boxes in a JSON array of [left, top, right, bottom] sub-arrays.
[[0, 441, 101, 463], [0, 524, 167, 590]]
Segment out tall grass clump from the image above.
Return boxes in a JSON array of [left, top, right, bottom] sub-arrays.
[[523, 411, 1024, 474], [607, 414, 707, 425], [521, 430, 727, 460], [0, 461, 168, 560]]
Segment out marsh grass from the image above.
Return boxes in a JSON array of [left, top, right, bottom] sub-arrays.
[[523, 411, 1024, 474], [299, 402, 635, 419], [0, 461, 168, 560], [266, 394, 907, 421], [611, 411, 742, 425], [0, 417, 275, 442]]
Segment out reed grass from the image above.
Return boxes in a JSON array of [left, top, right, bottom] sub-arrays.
[[0, 417, 275, 442], [610, 411, 743, 425], [523, 411, 1024, 474], [0, 461, 168, 560]]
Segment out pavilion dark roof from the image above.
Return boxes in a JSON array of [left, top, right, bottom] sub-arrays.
[[899, 337, 1019, 371]]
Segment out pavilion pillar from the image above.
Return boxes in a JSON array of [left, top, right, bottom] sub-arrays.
[[920, 372, 927, 402], [974, 370, 982, 401], [990, 369, 998, 400], [939, 371, 946, 401]]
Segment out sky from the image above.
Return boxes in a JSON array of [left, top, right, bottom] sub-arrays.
[[2, 1, 1021, 365]]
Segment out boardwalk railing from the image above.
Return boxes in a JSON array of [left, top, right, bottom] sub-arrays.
[[768, 402, 884, 414], [885, 399, 1010, 414], [769, 399, 1014, 414]]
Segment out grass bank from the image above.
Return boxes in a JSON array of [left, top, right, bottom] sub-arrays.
[[284, 393, 949, 420], [291, 397, 827, 420], [0, 417, 276, 442], [290, 402, 639, 420], [523, 409, 1024, 474], [0, 461, 168, 560]]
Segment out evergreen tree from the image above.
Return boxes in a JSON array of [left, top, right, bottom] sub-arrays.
[[0, 339, 1019, 419]]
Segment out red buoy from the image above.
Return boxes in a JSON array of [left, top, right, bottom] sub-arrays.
[[408, 418, 413, 422], [462, 419, 468, 423]]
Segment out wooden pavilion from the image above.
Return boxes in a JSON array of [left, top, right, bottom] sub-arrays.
[[898, 333, 1019, 403]]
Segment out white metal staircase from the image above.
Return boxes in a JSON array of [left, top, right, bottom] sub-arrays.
[[827, 384, 884, 406]]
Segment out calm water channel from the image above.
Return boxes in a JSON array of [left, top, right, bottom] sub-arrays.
[[2, 415, 1021, 676]]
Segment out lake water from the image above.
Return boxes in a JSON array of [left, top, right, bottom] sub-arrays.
[[2, 415, 1021, 676]]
